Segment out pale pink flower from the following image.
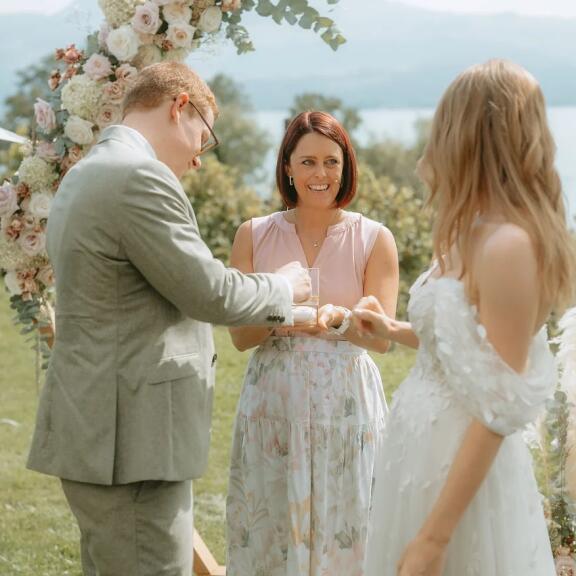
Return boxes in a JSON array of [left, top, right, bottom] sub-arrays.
[[19, 230, 46, 257], [115, 63, 138, 82], [0, 182, 19, 218], [102, 81, 127, 104], [36, 142, 60, 162], [96, 104, 123, 129], [221, 0, 241, 11], [34, 99, 57, 133], [166, 21, 196, 49], [162, 3, 192, 24], [131, 1, 161, 34], [84, 53, 113, 81], [3, 214, 24, 241]]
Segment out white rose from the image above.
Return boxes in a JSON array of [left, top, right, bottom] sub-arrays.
[[83, 54, 113, 81], [0, 182, 19, 218], [163, 3, 192, 24], [64, 116, 95, 146], [131, 2, 161, 34], [134, 44, 163, 67], [3, 271, 22, 296], [28, 192, 53, 220], [96, 104, 123, 129], [166, 21, 196, 49], [106, 24, 140, 62], [19, 230, 46, 257], [151, 0, 174, 6], [198, 6, 222, 33], [33, 99, 57, 133]]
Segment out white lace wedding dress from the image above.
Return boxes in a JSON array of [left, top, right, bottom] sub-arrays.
[[365, 272, 557, 575]]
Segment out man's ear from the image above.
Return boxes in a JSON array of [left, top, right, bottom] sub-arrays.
[[170, 92, 189, 122]]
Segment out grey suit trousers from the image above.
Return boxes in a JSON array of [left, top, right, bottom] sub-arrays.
[[61, 479, 193, 576]]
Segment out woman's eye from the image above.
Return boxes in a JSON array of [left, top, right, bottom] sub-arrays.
[[326, 159, 340, 167], [302, 159, 314, 166]]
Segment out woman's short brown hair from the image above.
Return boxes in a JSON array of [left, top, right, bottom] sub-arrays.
[[122, 61, 218, 118], [276, 111, 358, 208]]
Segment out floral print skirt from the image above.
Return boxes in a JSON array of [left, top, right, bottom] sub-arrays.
[[226, 337, 388, 576]]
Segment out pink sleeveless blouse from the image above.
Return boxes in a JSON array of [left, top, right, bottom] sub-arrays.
[[252, 211, 382, 335]]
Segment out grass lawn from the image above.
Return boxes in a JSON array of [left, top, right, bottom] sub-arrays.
[[0, 291, 415, 573]]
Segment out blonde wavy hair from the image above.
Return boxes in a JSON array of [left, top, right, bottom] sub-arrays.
[[418, 59, 576, 312]]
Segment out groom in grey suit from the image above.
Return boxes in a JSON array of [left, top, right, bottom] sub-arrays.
[[27, 62, 309, 576]]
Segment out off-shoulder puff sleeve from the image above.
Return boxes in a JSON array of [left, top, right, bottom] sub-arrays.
[[433, 280, 557, 436]]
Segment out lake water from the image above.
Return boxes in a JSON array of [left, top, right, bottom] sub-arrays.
[[253, 107, 576, 220]]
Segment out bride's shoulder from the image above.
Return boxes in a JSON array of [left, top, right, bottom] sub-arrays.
[[477, 223, 536, 271]]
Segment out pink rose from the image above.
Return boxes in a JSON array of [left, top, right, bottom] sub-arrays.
[[0, 182, 19, 218], [84, 54, 113, 81], [96, 104, 123, 129], [36, 142, 61, 162], [19, 230, 46, 257], [48, 70, 62, 91], [34, 99, 57, 133], [221, 0, 241, 11], [115, 64, 138, 83], [3, 214, 24, 241], [102, 81, 127, 104], [17, 269, 40, 299], [131, 2, 161, 35]]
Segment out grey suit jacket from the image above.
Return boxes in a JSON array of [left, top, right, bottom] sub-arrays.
[[27, 126, 292, 485]]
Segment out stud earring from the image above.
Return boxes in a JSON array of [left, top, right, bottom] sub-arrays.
[[289, 176, 294, 186]]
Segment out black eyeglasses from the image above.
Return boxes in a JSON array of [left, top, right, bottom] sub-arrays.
[[175, 97, 219, 155]]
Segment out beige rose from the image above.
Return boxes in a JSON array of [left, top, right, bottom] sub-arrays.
[[106, 24, 140, 62], [163, 3, 192, 24], [96, 104, 123, 129], [64, 116, 94, 146], [166, 21, 196, 49], [84, 53, 113, 81], [131, 2, 161, 35], [198, 6, 222, 33]]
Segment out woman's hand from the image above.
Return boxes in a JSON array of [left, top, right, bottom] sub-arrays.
[[352, 295, 392, 339], [317, 304, 348, 331], [397, 535, 447, 576]]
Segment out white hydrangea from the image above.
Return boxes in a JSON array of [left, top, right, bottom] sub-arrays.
[[61, 75, 102, 121], [0, 237, 30, 272], [18, 156, 57, 193], [3, 270, 23, 295], [98, 0, 143, 28]]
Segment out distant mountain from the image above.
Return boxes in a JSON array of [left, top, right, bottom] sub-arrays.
[[1, 0, 576, 112]]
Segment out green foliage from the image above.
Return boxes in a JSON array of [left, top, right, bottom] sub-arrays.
[[535, 389, 576, 553], [225, 0, 346, 54], [181, 156, 264, 263], [358, 118, 431, 198], [350, 163, 433, 317], [208, 74, 272, 185], [287, 93, 362, 141]]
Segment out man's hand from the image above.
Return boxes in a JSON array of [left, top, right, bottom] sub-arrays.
[[275, 261, 311, 303]]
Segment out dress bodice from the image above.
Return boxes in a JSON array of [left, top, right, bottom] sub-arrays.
[[405, 270, 557, 436]]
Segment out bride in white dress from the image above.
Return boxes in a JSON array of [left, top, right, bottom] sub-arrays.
[[354, 59, 576, 576]]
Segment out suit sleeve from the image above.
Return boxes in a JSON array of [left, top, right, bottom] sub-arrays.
[[120, 161, 293, 326]]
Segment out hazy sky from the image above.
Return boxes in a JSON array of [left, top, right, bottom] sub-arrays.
[[2, 0, 576, 18]]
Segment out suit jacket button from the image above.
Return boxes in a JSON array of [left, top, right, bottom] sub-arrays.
[[266, 315, 274, 321], [279, 316, 285, 323], [211, 353, 218, 367]]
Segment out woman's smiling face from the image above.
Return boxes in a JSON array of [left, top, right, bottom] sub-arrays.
[[286, 131, 344, 209]]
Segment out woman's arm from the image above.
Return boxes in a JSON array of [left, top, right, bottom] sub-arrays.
[[323, 226, 400, 353], [228, 221, 274, 352], [397, 225, 540, 576]]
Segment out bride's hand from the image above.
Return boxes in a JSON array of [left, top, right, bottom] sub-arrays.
[[397, 535, 447, 576], [317, 304, 347, 331], [352, 295, 391, 338]]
